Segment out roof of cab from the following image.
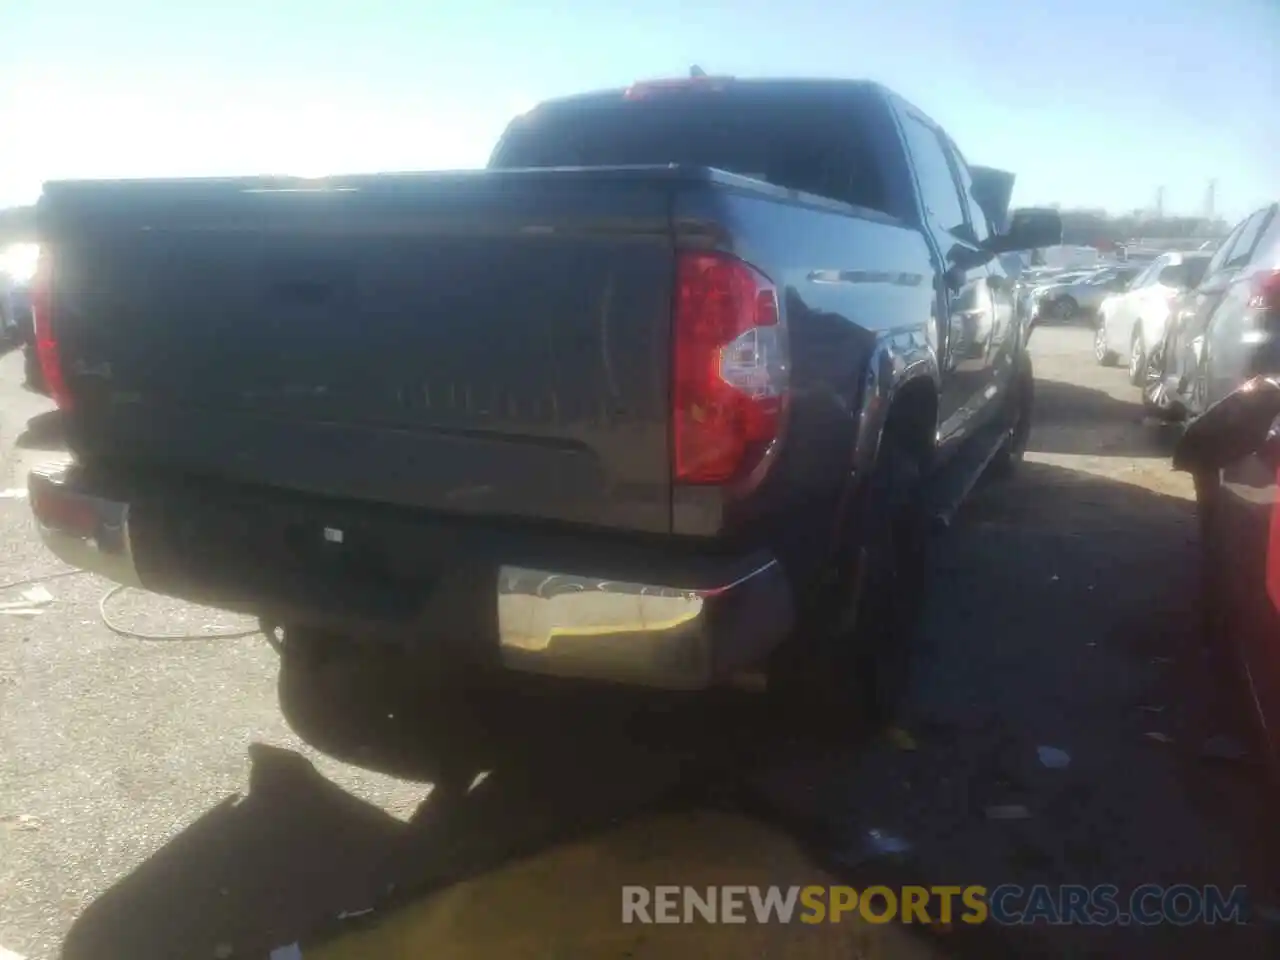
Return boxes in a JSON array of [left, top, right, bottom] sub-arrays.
[[531, 76, 885, 112]]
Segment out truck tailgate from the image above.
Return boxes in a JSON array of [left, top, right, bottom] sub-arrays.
[[42, 172, 676, 534]]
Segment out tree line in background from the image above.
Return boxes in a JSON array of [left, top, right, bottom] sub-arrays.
[[1054, 209, 1231, 247]]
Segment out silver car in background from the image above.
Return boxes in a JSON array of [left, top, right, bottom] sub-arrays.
[[1037, 264, 1142, 321], [1023, 269, 1095, 322]]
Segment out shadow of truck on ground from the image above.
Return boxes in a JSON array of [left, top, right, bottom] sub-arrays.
[[60, 456, 1280, 960]]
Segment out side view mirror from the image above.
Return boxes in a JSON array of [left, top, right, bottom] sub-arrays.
[[1173, 377, 1280, 474], [985, 207, 1062, 255]]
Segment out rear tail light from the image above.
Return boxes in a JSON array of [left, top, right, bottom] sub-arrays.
[[1249, 270, 1280, 312], [30, 248, 74, 410], [672, 251, 789, 485]]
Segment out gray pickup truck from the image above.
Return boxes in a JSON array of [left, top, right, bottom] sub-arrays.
[[27, 75, 1059, 731]]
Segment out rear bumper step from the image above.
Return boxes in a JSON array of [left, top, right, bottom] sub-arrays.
[[27, 465, 795, 691], [29, 463, 143, 590]]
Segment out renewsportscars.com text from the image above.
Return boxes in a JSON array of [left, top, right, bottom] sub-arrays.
[[621, 884, 1250, 926]]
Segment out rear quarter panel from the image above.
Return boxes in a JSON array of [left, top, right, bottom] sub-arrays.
[[669, 182, 938, 548]]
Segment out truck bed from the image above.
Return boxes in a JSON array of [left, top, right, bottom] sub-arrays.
[[40, 169, 687, 534]]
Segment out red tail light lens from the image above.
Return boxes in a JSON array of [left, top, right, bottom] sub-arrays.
[[30, 248, 74, 410], [672, 251, 789, 485], [1249, 270, 1280, 312]]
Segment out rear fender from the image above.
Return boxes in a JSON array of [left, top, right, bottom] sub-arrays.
[[852, 330, 940, 479], [827, 330, 939, 564]]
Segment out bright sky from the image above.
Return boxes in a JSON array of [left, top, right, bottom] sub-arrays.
[[2, 0, 1276, 219]]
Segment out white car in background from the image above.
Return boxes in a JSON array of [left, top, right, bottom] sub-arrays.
[[1093, 251, 1212, 384]]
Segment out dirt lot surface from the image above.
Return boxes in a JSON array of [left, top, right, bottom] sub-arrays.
[[1, 326, 1278, 959]]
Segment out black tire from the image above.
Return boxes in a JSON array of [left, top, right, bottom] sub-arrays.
[[1093, 322, 1118, 366], [1055, 295, 1078, 322], [987, 353, 1034, 480], [276, 626, 437, 773], [1140, 340, 1184, 422], [1128, 328, 1146, 386], [1187, 355, 1210, 419], [276, 625, 357, 740], [23, 343, 45, 394], [1194, 469, 1244, 708], [768, 433, 930, 735]]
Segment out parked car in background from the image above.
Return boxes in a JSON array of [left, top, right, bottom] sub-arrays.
[[1037, 264, 1141, 322], [1021, 269, 1093, 324], [1175, 376, 1280, 772], [1143, 202, 1280, 419], [1, 243, 38, 344], [1093, 250, 1211, 383], [26, 75, 1059, 733]]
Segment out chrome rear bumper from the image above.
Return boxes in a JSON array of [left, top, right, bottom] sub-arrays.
[[496, 561, 794, 690], [29, 464, 143, 589], [27, 466, 796, 690]]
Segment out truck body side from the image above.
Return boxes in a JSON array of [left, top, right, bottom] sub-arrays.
[[28, 78, 1032, 692]]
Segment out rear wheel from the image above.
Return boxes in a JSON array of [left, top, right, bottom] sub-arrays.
[[988, 353, 1034, 480], [1128, 328, 1146, 386], [275, 625, 477, 783], [1141, 338, 1183, 421], [1094, 322, 1117, 366], [1188, 354, 1210, 418], [22, 343, 45, 394], [768, 433, 929, 735]]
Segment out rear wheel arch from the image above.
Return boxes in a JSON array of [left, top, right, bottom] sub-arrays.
[[824, 369, 937, 589], [882, 376, 938, 468]]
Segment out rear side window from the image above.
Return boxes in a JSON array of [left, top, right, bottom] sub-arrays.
[[1131, 259, 1163, 288], [1182, 257, 1211, 288], [898, 114, 967, 237], [1227, 207, 1272, 267], [490, 88, 890, 214], [1202, 220, 1245, 277], [1250, 205, 1280, 268]]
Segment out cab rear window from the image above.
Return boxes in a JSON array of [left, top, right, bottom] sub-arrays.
[[489, 88, 890, 215]]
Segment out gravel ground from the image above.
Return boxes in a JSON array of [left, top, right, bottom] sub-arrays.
[[1, 328, 1278, 959]]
